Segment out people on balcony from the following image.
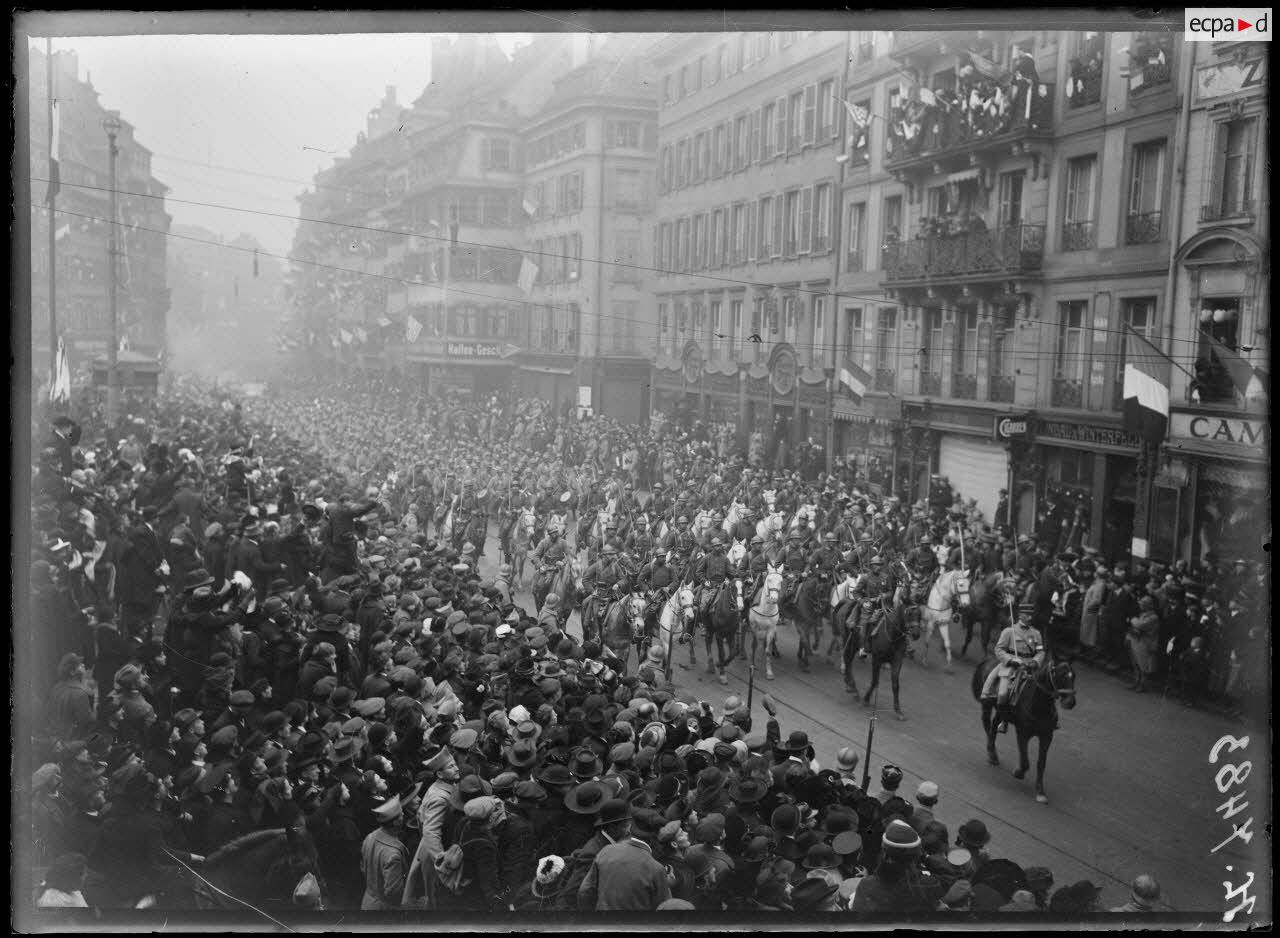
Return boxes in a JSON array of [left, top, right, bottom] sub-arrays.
[[1065, 33, 1104, 106], [886, 59, 1047, 161]]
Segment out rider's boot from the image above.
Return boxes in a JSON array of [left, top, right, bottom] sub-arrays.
[[996, 702, 1012, 733]]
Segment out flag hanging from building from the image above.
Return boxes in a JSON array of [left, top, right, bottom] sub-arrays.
[[966, 49, 1007, 80], [47, 96, 60, 204], [842, 99, 870, 128], [405, 313, 423, 343], [51, 336, 71, 404], [518, 256, 539, 295], [522, 196, 537, 217], [839, 356, 872, 405], [1121, 325, 1172, 446], [917, 86, 938, 106], [55, 222, 70, 241], [1205, 332, 1267, 402]]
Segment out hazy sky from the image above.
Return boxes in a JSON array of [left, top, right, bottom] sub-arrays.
[[37, 30, 530, 257]]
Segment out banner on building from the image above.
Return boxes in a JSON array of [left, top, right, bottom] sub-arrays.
[[518, 256, 539, 295], [838, 356, 871, 404], [405, 314, 423, 344]]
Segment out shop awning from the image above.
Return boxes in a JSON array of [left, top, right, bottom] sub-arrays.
[[520, 365, 575, 375], [945, 168, 982, 185]]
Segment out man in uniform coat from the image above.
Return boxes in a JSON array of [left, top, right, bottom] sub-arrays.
[[361, 794, 410, 910]]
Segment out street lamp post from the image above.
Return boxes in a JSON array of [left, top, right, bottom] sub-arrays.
[[103, 114, 121, 426]]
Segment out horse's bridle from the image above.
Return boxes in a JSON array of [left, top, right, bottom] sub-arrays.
[[1034, 660, 1076, 699]]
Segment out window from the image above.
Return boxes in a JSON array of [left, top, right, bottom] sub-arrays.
[[678, 64, 689, 99], [607, 120, 642, 149], [788, 91, 804, 150], [747, 110, 761, 167], [844, 307, 863, 356], [926, 184, 950, 220], [923, 307, 944, 376], [709, 300, 722, 358], [882, 195, 903, 246], [713, 44, 725, 84], [656, 222, 671, 275], [693, 56, 704, 93], [875, 307, 896, 371], [483, 138, 511, 170], [735, 115, 749, 170], [817, 79, 836, 139], [812, 183, 831, 253], [803, 84, 818, 145], [1063, 155, 1097, 250], [731, 299, 743, 355], [761, 101, 776, 158], [811, 297, 826, 366], [846, 202, 867, 271], [676, 138, 690, 188], [1209, 118, 1257, 219], [739, 34, 753, 71], [692, 213, 706, 269], [615, 168, 643, 209], [732, 202, 748, 263], [956, 308, 979, 374], [613, 231, 640, 283], [757, 196, 773, 260], [663, 74, 673, 105], [710, 209, 723, 268], [659, 146, 673, 193], [997, 171, 1024, 227], [1115, 297, 1156, 407], [774, 97, 788, 156], [1195, 295, 1243, 402], [675, 218, 689, 272], [693, 132, 708, 183], [1055, 300, 1088, 384], [798, 186, 814, 254], [1127, 140, 1165, 243], [783, 189, 800, 256], [992, 305, 1016, 375]]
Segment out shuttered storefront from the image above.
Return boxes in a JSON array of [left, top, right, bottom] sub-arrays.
[[938, 433, 1008, 522]]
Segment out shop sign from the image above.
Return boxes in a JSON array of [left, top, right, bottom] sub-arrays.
[[1170, 413, 1269, 449], [770, 346, 798, 396], [993, 414, 1031, 441], [448, 342, 500, 358], [1196, 58, 1266, 102], [1035, 419, 1142, 449]]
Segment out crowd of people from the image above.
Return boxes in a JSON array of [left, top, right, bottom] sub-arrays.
[[26, 365, 1261, 918]]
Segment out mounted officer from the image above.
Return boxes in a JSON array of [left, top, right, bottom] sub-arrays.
[[980, 602, 1045, 733], [808, 532, 843, 580], [693, 536, 734, 623], [625, 516, 656, 565]]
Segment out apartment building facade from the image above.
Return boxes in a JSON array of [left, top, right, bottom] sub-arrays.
[[29, 47, 172, 379], [829, 28, 1193, 560], [519, 43, 659, 422], [648, 31, 848, 462], [1150, 41, 1269, 565]]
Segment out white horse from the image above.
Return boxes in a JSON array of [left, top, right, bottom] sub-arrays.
[[658, 584, 698, 675], [756, 511, 786, 544], [748, 566, 785, 680], [918, 567, 971, 672], [692, 509, 716, 543], [726, 538, 747, 569]]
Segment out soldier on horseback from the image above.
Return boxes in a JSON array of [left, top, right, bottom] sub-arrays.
[[807, 532, 843, 579], [625, 516, 656, 562], [693, 537, 733, 624], [908, 534, 940, 582], [980, 602, 1045, 734]]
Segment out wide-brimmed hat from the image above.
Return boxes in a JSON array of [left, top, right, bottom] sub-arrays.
[[790, 877, 839, 910], [957, 819, 991, 848], [779, 730, 810, 753], [565, 780, 609, 815]]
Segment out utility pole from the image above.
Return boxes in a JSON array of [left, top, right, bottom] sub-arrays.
[[104, 113, 121, 426]]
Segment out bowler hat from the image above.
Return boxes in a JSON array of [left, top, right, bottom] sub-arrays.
[[565, 781, 608, 815]]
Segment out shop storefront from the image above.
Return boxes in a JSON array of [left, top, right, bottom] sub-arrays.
[[902, 403, 1012, 523], [1029, 417, 1144, 560], [833, 394, 902, 494], [1157, 408, 1269, 565]]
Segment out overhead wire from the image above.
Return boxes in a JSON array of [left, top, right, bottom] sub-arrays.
[[29, 174, 1236, 361], [34, 199, 1233, 368]]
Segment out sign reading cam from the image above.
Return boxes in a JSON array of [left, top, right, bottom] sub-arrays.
[[1171, 413, 1269, 448], [993, 414, 1031, 441]]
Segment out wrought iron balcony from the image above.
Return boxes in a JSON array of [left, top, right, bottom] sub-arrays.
[[988, 374, 1016, 403], [952, 373, 978, 400], [1125, 211, 1163, 245], [1128, 60, 1172, 94], [1061, 220, 1096, 252], [881, 224, 1044, 285], [1051, 377, 1083, 408], [884, 85, 1054, 174], [874, 368, 896, 392], [889, 30, 954, 58], [920, 372, 943, 396]]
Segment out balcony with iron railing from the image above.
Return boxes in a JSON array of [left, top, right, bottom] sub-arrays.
[[1065, 67, 1102, 108], [952, 372, 978, 400], [1060, 220, 1096, 252], [889, 30, 954, 58], [1051, 377, 1083, 408], [884, 84, 1053, 173], [881, 224, 1045, 285], [920, 371, 943, 396], [1124, 211, 1163, 245], [988, 374, 1016, 403], [874, 367, 896, 392]]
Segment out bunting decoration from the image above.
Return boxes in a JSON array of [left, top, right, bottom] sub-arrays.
[[405, 313, 423, 344]]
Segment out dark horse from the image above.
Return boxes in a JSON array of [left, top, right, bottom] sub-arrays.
[[971, 656, 1078, 804], [194, 825, 326, 912], [702, 580, 742, 685], [861, 588, 918, 720]]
